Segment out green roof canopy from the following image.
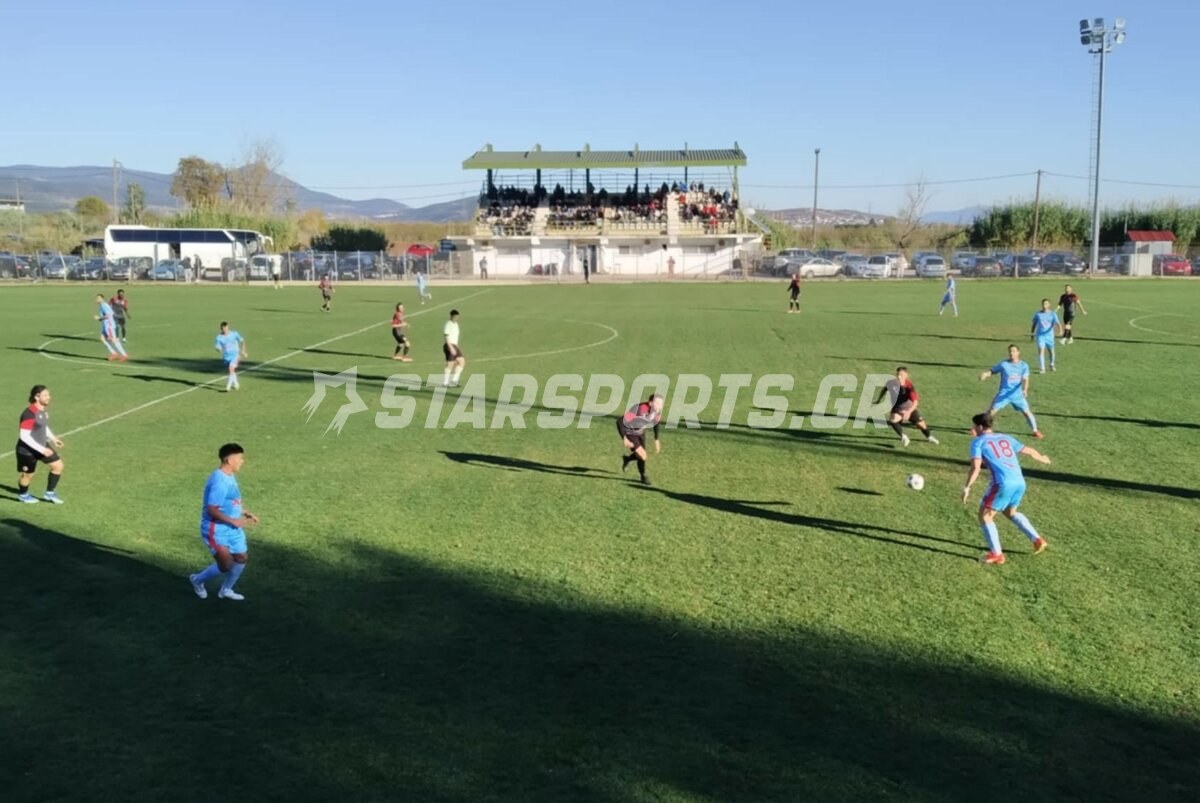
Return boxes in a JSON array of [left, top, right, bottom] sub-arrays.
[[463, 144, 746, 170]]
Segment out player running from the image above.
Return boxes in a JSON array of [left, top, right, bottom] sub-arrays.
[[1030, 298, 1063, 373], [442, 309, 464, 387], [1056, 284, 1087, 344], [391, 303, 412, 361], [189, 443, 259, 601], [416, 270, 431, 304], [94, 293, 128, 361], [318, 273, 334, 312], [787, 274, 801, 313], [873, 366, 940, 447], [618, 394, 665, 486], [109, 289, 130, 341], [938, 275, 958, 316], [15, 384, 66, 504], [215, 321, 247, 391], [979, 345, 1043, 438], [962, 412, 1051, 565]]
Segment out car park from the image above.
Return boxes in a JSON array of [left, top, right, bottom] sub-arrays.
[[914, 255, 946, 278]]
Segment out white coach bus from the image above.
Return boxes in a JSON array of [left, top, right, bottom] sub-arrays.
[[103, 225, 272, 269]]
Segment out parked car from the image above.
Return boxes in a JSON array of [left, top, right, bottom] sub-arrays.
[[839, 254, 869, 276], [791, 257, 840, 278], [0, 253, 18, 279], [863, 255, 892, 278], [1040, 252, 1086, 274], [1153, 254, 1192, 276], [1000, 255, 1042, 276], [1192, 255, 1200, 275], [952, 251, 977, 271], [884, 252, 909, 276], [914, 256, 947, 278], [150, 259, 186, 281], [963, 255, 1002, 277], [816, 249, 847, 262], [72, 257, 111, 280], [406, 243, 436, 258]]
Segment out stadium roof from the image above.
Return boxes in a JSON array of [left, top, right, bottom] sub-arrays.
[[1126, 230, 1174, 242], [463, 144, 747, 170]]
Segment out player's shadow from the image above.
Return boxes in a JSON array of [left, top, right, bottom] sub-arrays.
[[825, 355, 977, 369], [1038, 412, 1200, 430], [837, 487, 883, 497], [637, 487, 977, 559], [2, 518, 1198, 802], [248, 308, 314, 314], [8, 346, 106, 361], [39, 333, 94, 342], [1079, 336, 1200, 348], [895, 333, 1014, 343], [441, 451, 614, 479], [118, 374, 219, 390], [291, 347, 390, 361]]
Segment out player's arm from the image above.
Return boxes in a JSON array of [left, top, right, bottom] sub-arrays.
[[961, 457, 983, 503], [1055, 314, 1064, 337], [1077, 298, 1088, 315], [45, 426, 63, 449], [18, 425, 53, 457], [239, 335, 248, 358], [1030, 315, 1038, 339], [978, 368, 995, 382], [653, 422, 661, 453], [1018, 446, 1051, 465], [205, 503, 245, 529], [1022, 374, 1030, 396]]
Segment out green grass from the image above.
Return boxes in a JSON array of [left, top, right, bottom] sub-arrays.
[[1, 278, 1197, 802]]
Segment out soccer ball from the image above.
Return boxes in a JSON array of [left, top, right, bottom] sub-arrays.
[[906, 473, 925, 491]]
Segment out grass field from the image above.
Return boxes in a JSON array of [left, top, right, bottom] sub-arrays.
[[1, 278, 1198, 802]]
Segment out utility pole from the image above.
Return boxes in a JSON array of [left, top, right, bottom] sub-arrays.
[[1032, 169, 1043, 250], [112, 159, 121, 223], [811, 148, 820, 250]]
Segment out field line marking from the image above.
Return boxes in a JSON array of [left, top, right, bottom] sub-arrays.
[[363, 318, 620, 369], [1127, 314, 1199, 340], [1, 290, 492, 458]]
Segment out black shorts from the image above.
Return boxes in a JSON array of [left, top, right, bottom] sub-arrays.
[[617, 420, 645, 450], [392, 329, 408, 344], [892, 404, 923, 425], [16, 447, 59, 474], [789, 288, 801, 299], [1062, 312, 1075, 325], [443, 343, 463, 361], [321, 291, 332, 300]]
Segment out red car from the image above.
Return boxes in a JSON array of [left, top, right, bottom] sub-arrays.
[[405, 243, 435, 258], [1153, 254, 1192, 276]]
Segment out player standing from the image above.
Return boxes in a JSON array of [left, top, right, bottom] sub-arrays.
[[215, 321, 247, 391], [1030, 298, 1063, 373], [1056, 284, 1087, 344], [109, 289, 130, 341], [962, 412, 1051, 565], [391, 303, 412, 361], [786, 274, 801, 313], [442, 309, 464, 387], [872, 366, 940, 447], [979, 345, 1043, 438], [189, 443, 259, 601], [938, 275, 958, 316], [416, 270, 431, 304], [14, 384, 65, 504], [94, 293, 128, 361], [618, 395, 665, 485], [318, 272, 334, 312]]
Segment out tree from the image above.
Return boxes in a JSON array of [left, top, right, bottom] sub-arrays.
[[74, 196, 110, 221], [225, 138, 286, 216], [121, 183, 146, 223], [886, 180, 932, 252], [310, 225, 388, 252], [170, 156, 225, 207]]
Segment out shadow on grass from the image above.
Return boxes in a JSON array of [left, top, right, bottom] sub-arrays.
[[248, 308, 317, 314], [1039, 412, 1200, 431], [825, 355, 978, 369], [442, 451, 614, 479], [119, 374, 219, 390], [8, 346, 107, 361], [1, 516, 1195, 802], [290, 347, 393, 361], [1077, 335, 1200, 348], [39, 333, 95, 342], [837, 487, 883, 497]]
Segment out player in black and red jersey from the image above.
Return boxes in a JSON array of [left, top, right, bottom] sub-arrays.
[[1056, 284, 1087, 344], [318, 273, 334, 312], [618, 394, 665, 485], [787, 274, 802, 313], [390, 303, 412, 361], [873, 366, 939, 448], [15, 384, 65, 504]]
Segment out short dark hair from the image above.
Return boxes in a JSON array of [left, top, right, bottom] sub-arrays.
[[220, 321, 229, 328], [219, 443, 244, 462], [896, 366, 908, 373], [450, 309, 460, 317], [116, 289, 125, 295], [972, 412, 993, 430], [1008, 343, 1019, 350], [1041, 298, 1050, 305], [28, 384, 47, 403]]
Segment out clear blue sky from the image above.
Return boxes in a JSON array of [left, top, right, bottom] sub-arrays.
[[5, 0, 1197, 214]]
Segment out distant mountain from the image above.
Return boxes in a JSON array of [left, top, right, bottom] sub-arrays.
[[0, 165, 478, 223], [921, 206, 987, 225], [764, 207, 891, 227]]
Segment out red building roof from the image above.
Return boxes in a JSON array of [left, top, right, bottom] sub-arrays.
[[1126, 230, 1175, 242]]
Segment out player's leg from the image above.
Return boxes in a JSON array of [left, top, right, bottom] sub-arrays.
[[190, 537, 231, 598], [16, 453, 38, 502], [442, 346, 454, 386], [42, 456, 64, 503], [887, 411, 909, 445], [219, 551, 248, 601], [1047, 339, 1056, 371], [911, 409, 938, 443], [1037, 344, 1046, 373], [450, 354, 465, 385], [402, 337, 411, 360], [978, 493, 1005, 563], [100, 331, 117, 356], [1002, 495, 1046, 552], [633, 444, 651, 484], [1011, 398, 1040, 436], [951, 297, 958, 316], [392, 331, 404, 359]]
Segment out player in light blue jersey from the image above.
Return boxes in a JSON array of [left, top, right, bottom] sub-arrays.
[[938, 276, 957, 316], [93, 293, 128, 361], [962, 412, 1051, 565], [189, 443, 259, 600], [415, 270, 431, 304], [1030, 298, 1063, 373], [214, 321, 247, 391], [978, 344, 1043, 439]]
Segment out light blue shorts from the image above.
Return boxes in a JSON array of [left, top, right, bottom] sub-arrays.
[[1036, 335, 1055, 350], [201, 523, 247, 555], [982, 481, 1026, 512], [991, 393, 1029, 413]]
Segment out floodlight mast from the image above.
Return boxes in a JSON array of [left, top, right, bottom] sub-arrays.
[[1080, 17, 1126, 276]]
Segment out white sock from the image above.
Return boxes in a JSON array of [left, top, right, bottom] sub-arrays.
[[451, 365, 463, 382], [443, 368, 451, 385]]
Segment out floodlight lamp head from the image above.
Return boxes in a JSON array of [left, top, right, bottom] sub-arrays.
[[1080, 19, 1090, 31], [1093, 17, 1105, 29], [1114, 18, 1125, 30], [1080, 33, 1093, 46], [1114, 31, 1126, 45]]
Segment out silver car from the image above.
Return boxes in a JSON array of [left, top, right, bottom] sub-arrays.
[[914, 256, 946, 278]]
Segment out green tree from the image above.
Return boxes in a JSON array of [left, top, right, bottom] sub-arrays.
[[74, 196, 110, 221], [310, 225, 388, 252], [121, 183, 146, 224], [170, 156, 225, 207]]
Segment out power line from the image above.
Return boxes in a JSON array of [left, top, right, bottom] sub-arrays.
[[741, 171, 1038, 191], [1044, 171, 1200, 190]]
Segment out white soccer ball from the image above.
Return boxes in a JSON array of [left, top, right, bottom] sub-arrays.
[[906, 473, 925, 491]]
